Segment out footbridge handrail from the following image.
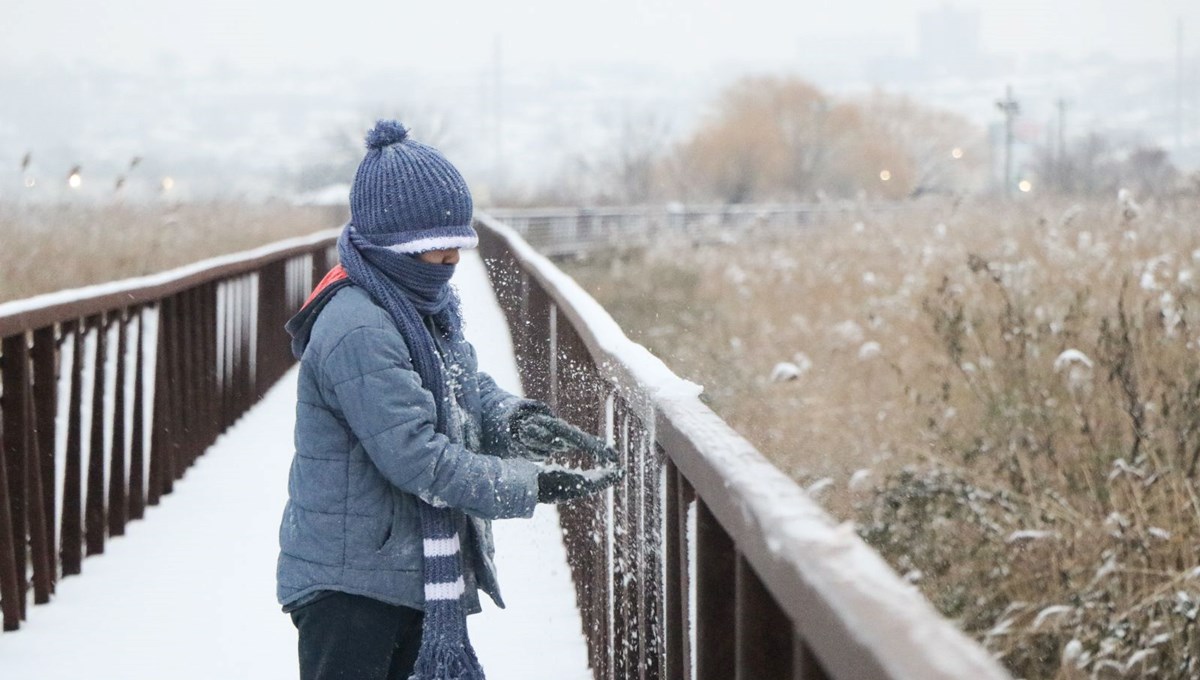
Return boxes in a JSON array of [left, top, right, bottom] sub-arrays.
[[0, 229, 340, 632], [475, 211, 1010, 680]]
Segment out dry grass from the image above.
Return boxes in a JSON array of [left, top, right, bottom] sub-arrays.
[[0, 202, 346, 304], [561, 195, 1200, 678]]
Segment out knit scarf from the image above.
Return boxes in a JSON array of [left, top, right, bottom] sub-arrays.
[[337, 225, 486, 680]]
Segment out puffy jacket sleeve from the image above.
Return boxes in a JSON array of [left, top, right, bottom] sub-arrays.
[[320, 323, 539, 520], [475, 366, 552, 458]]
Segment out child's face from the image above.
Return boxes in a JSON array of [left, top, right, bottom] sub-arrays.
[[417, 248, 461, 265]]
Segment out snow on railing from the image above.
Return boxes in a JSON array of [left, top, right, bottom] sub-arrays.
[[476, 212, 1011, 680], [0, 229, 339, 632]]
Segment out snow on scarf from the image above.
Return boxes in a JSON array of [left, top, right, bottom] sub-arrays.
[[336, 224, 486, 680]]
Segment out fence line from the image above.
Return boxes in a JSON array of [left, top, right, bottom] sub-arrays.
[[0, 230, 338, 632], [476, 211, 1010, 680], [486, 202, 902, 257]]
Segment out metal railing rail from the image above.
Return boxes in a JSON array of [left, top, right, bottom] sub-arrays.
[[485, 202, 901, 257], [476, 212, 1010, 680], [0, 229, 339, 631]]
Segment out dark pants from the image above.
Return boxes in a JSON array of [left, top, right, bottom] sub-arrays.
[[291, 592, 424, 680]]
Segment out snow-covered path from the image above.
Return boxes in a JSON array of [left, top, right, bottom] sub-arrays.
[[0, 251, 592, 680]]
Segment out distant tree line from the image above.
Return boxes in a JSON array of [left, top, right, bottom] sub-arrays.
[[523, 75, 988, 206], [1030, 134, 1188, 199], [289, 75, 1195, 206], [526, 75, 1198, 206]]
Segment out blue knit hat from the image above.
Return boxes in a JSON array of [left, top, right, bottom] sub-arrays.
[[349, 120, 478, 254]]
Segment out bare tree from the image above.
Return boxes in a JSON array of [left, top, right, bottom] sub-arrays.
[[855, 92, 986, 197], [1123, 147, 1178, 197], [678, 76, 833, 202], [1030, 133, 1179, 198], [599, 109, 672, 204], [672, 76, 985, 203], [292, 107, 457, 194]]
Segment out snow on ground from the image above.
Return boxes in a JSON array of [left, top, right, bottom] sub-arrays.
[[0, 249, 591, 679]]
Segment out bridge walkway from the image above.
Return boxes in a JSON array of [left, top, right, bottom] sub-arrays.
[[0, 251, 590, 680]]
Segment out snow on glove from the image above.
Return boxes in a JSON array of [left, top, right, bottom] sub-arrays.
[[512, 413, 619, 464], [536, 465, 624, 504]]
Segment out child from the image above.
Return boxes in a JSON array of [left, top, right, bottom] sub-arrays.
[[277, 120, 621, 680]]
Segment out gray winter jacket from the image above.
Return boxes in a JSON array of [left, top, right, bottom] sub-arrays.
[[276, 285, 542, 613]]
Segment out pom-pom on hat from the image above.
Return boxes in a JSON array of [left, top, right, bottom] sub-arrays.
[[349, 120, 477, 254]]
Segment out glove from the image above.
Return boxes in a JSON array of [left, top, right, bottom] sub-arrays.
[[537, 466, 623, 504], [511, 413, 619, 464]]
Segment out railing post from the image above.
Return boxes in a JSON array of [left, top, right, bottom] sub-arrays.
[[23, 350, 52, 607], [85, 313, 107, 557], [31, 326, 57, 595], [203, 283, 220, 451], [694, 499, 735, 680], [735, 555, 798, 680], [166, 294, 185, 482], [0, 391, 19, 630], [62, 321, 85, 574], [178, 289, 197, 469], [613, 402, 634, 680], [239, 277, 254, 413], [129, 307, 146, 521], [523, 282, 554, 407], [0, 330, 53, 611], [150, 299, 175, 501], [641, 439, 665, 679], [219, 282, 233, 427], [257, 260, 286, 398], [664, 461, 686, 680], [1, 334, 30, 622], [108, 309, 128, 537]]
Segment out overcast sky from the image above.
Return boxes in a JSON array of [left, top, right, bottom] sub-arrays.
[[5, 0, 1200, 76]]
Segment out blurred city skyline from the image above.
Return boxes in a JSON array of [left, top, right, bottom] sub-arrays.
[[6, 0, 1199, 74], [3, 1, 1199, 202]]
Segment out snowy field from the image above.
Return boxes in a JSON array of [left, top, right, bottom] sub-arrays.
[[0, 250, 592, 680]]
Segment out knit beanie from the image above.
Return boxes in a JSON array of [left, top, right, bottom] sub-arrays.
[[349, 120, 478, 254]]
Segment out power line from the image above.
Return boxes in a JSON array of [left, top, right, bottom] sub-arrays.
[[1057, 98, 1069, 191]]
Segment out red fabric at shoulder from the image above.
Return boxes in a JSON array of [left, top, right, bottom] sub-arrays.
[[303, 264, 349, 309]]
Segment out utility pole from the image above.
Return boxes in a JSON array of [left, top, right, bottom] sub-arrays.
[[493, 35, 504, 192], [1056, 98, 1069, 191], [995, 84, 1020, 197], [1178, 18, 1185, 152], [1056, 99, 1068, 161]]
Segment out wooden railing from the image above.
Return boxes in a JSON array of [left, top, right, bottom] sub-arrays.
[[476, 212, 1011, 680], [0, 230, 339, 632]]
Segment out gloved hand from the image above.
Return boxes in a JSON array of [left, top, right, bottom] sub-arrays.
[[511, 413, 619, 464], [537, 466, 623, 504]]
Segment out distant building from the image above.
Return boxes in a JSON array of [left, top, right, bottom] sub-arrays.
[[867, 5, 1002, 83]]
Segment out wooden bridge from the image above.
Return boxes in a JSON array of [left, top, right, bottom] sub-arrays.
[[0, 213, 1010, 679]]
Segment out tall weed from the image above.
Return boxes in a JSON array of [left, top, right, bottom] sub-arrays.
[[0, 202, 344, 303], [563, 196, 1200, 678]]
